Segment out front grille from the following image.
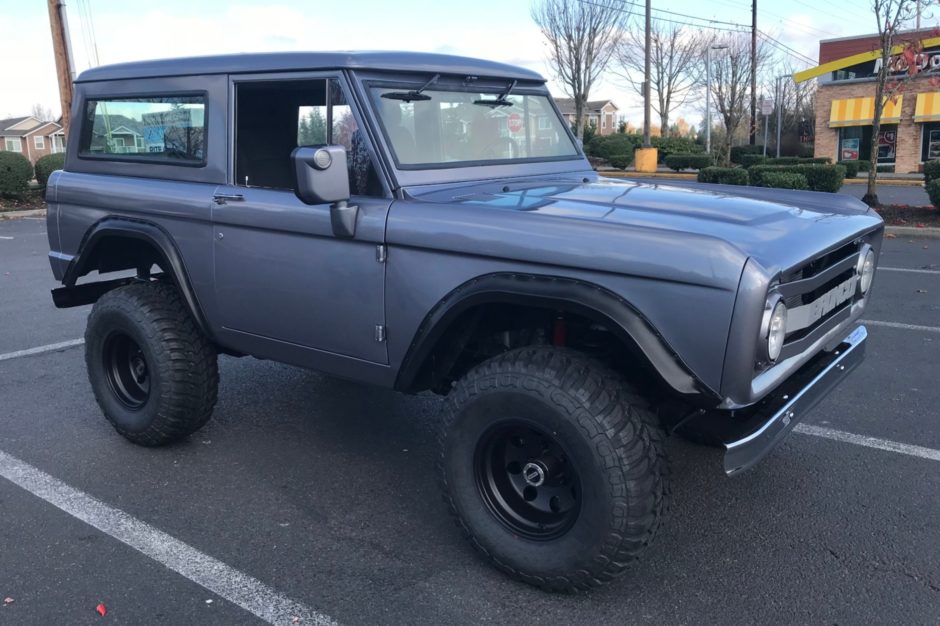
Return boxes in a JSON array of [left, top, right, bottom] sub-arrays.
[[770, 240, 865, 361]]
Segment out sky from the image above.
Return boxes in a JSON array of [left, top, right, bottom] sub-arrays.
[[0, 0, 935, 126]]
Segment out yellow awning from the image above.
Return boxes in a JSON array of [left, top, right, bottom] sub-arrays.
[[829, 96, 903, 127], [914, 92, 940, 122]]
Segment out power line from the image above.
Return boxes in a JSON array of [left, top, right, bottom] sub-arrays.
[[758, 30, 817, 66]]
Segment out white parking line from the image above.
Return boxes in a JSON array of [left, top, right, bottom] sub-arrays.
[[861, 320, 940, 333], [0, 449, 338, 626], [795, 424, 940, 462], [879, 266, 940, 275], [0, 339, 85, 362]]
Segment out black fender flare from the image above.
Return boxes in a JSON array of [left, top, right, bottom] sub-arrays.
[[60, 218, 213, 340], [394, 272, 720, 403]]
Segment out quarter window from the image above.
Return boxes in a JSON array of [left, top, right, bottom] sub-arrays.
[[79, 95, 206, 163]]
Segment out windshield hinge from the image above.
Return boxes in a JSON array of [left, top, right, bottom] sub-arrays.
[[376, 244, 387, 263]]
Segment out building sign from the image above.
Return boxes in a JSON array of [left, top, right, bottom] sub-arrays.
[[873, 48, 940, 76]]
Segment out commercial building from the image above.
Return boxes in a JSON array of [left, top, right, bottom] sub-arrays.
[[797, 28, 940, 173]]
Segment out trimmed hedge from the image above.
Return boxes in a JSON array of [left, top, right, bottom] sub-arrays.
[[837, 160, 859, 178], [587, 135, 635, 160], [739, 154, 767, 168], [749, 164, 846, 192], [608, 153, 633, 169], [664, 153, 712, 171], [924, 159, 940, 184], [765, 156, 832, 165], [927, 178, 940, 207], [0, 151, 33, 197], [34, 152, 65, 189], [730, 144, 765, 164], [651, 136, 704, 162], [697, 167, 749, 185], [761, 172, 808, 190]]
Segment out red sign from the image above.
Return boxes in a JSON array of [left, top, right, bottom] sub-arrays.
[[507, 113, 523, 134]]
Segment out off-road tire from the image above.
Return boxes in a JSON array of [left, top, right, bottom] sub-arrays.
[[85, 281, 218, 446], [439, 346, 670, 592]]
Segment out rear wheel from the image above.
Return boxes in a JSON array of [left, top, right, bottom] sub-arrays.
[[439, 347, 669, 592], [85, 281, 218, 446]]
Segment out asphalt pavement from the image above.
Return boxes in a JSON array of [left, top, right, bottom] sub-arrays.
[[1, 216, 938, 625]]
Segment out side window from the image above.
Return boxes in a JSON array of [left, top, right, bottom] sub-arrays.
[[78, 95, 206, 163], [235, 78, 382, 196]]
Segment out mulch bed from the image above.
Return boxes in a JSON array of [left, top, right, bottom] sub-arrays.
[[0, 191, 46, 213], [873, 204, 940, 228]]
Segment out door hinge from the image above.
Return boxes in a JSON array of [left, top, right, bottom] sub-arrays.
[[374, 324, 387, 342], [376, 244, 387, 263]]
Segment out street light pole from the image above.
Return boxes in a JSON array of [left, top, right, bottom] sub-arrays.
[[776, 74, 789, 158]]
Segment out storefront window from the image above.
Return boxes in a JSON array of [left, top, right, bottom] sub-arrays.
[[921, 122, 940, 162], [839, 125, 897, 163]]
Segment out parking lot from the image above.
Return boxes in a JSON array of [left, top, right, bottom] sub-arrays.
[[1, 214, 938, 625]]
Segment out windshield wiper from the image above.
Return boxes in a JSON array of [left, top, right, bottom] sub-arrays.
[[473, 80, 517, 107], [381, 73, 440, 103]]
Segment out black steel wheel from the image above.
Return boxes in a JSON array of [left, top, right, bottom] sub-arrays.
[[439, 347, 669, 593], [475, 421, 580, 541], [85, 281, 218, 446], [102, 332, 150, 409]]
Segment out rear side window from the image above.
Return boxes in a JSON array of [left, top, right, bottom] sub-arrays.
[[79, 95, 206, 164]]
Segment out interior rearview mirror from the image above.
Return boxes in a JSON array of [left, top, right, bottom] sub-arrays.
[[291, 145, 358, 237]]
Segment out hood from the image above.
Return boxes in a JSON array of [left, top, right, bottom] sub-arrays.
[[407, 176, 883, 273]]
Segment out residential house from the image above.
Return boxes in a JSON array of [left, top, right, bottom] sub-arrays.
[[0, 116, 66, 164], [553, 98, 619, 136]]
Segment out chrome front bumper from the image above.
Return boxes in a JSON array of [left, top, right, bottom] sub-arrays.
[[722, 325, 868, 476]]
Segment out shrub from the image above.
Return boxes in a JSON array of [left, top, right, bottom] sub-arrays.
[[838, 160, 860, 178], [664, 153, 712, 171], [34, 152, 65, 189], [761, 172, 808, 190], [651, 136, 703, 162], [697, 166, 749, 185], [730, 144, 764, 164], [608, 153, 633, 170], [749, 164, 846, 192], [927, 179, 940, 207], [739, 154, 767, 168], [923, 159, 940, 184], [855, 159, 872, 172], [0, 151, 33, 197], [877, 164, 894, 173], [765, 156, 832, 166], [587, 134, 635, 160]]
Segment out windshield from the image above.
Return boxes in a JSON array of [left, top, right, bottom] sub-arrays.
[[368, 86, 579, 168]]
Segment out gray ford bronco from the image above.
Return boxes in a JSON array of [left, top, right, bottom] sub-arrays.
[[47, 52, 881, 592]]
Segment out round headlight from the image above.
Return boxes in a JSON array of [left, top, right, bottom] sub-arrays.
[[857, 246, 875, 295], [761, 296, 788, 363]]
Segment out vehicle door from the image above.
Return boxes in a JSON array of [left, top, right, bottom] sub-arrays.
[[212, 74, 391, 365]]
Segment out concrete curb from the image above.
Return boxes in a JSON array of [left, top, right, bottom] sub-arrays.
[[885, 225, 940, 238], [0, 208, 46, 220]]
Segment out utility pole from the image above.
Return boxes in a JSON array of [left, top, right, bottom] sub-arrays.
[[643, 0, 652, 148], [776, 76, 783, 158], [750, 0, 757, 145], [47, 0, 75, 135]]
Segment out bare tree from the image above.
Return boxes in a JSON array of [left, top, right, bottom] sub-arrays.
[[863, 0, 933, 206], [614, 20, 703, 138], [30, 103, 55, 122], [708, 33, 770, 164], [531, 0, 630, 140]]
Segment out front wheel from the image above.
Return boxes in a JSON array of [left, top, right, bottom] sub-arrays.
[[85, 281, 219, 446], [439, 347, 669, 592]]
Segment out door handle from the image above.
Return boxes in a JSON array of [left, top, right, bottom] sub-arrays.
[[213, 193, 244, 205]]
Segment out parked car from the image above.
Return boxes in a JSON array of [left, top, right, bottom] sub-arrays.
[[46, 51, 882, 592]]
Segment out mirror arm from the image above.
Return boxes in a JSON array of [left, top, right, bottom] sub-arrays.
[[330, 200, 359, 238]]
